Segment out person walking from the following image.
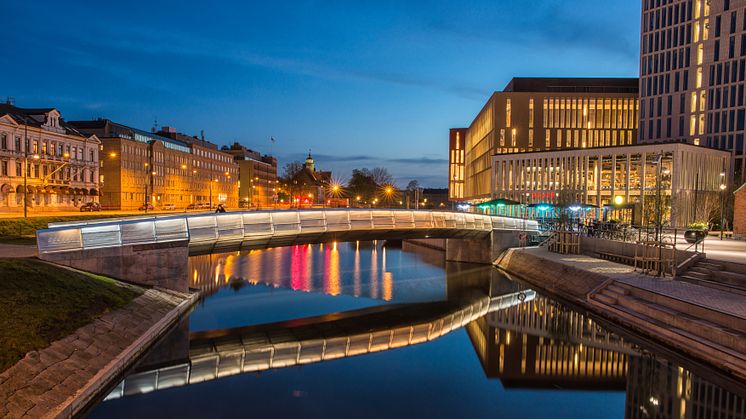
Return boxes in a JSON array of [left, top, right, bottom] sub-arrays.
[[215, 204, 226, 213]]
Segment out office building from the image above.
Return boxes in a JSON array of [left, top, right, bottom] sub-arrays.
[[70, 120, 238, 210], [0, 103, 100, 211], [640, 0, 746, 185], [451, 77, 639, 201], [222, 142, 278, 208], [490, 142, 729, 227]]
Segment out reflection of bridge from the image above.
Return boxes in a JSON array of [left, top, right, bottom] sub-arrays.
[[36, 209, 538, 291], [103, 289, 535, 400]]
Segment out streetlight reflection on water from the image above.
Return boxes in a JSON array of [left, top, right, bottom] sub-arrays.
[[189, 240, 402, 302]]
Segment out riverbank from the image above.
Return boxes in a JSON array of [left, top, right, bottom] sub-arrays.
[[496, 247, 746, 381], [0, 260, 198, 418], [0, 258, 142, 372]]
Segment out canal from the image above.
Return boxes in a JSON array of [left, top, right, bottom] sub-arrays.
[[88, 241, 746, 418]]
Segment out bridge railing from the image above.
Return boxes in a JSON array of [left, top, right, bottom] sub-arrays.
[[37, 209, 539, 254]]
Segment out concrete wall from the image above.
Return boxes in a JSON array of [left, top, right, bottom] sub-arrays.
[[446, 231, 521, 264], [40, 240, 189, 292], [735, 186, 746, 240], [495, 248, 607, 304], [579, 236, 697, 266]]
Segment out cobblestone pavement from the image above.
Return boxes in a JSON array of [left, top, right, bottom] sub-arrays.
[[0, 288, 194, 418]]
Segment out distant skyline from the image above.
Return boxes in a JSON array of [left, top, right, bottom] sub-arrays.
[[0, 1, 641, 187]]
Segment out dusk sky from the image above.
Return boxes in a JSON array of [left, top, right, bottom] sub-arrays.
[[1, 1, 641, 187]]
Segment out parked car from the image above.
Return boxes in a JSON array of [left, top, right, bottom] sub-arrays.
[[138, 203, 155, 211], [79, 202, 101, 212], [186, 202, 201, 210], [162, 203, 176, 210]]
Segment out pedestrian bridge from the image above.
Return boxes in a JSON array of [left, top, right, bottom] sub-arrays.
[[103, 289, 536, 401], [36, 209, 539, 291]]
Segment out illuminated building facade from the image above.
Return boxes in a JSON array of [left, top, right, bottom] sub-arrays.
[[222, 142, 278, 208], [448, 128, 466, 200], [641, 0, 746, 186], [490, 142, 729, 226], [0, 103, 100, 211], [452, 78, 639, 201], [71, 120, 238, 210]]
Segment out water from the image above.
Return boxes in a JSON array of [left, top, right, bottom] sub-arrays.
[[88, 241, 746, 418]]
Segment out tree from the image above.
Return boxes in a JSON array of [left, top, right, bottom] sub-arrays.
[[281, 161, 304, 182], [405, 180, 420, 192], [347, 169, 377, 203], [371, 167, 393, 186]]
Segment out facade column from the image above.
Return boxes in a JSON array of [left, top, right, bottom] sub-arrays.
[[625, 153, 631, 203]]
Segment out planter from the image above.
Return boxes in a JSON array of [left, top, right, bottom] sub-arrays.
[[684, 229, 707, 244]]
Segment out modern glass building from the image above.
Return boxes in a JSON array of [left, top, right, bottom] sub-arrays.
[[450, 78, 639, 202], [640, 0, 746, 185], [489, 142, 729, 227]]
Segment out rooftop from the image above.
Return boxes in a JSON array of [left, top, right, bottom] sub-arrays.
[[502, 77, 639, 94], [0, 104, 87, 138]]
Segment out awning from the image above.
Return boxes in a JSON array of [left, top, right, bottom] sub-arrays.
[[1, 184, 13, 194], [527, 203, 556, 209], [44, 185, 55, 194], [35, 186, 45, 194], [89, 188, 99, 196], [475, 198, 522, 208]]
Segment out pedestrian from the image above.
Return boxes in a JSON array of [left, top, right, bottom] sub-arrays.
[[215, 204, 226, 213]]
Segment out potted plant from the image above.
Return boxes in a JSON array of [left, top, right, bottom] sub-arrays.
[[684, 222, 708, 244]]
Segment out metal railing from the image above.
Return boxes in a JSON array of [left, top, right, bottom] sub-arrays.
[[36, 209, 540, 255]]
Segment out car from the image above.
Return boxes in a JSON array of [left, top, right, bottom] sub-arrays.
[[162, 203, 176, 210], [138, 203, 155, 211], [186, 202, 201, 210], [79, 202, 101, 212]]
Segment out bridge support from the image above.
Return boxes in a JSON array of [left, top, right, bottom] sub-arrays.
[[40, 241, 190, 292], [445, 231, 521, 264]]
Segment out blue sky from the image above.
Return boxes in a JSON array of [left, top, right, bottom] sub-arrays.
[[0, 1, 640, 187]]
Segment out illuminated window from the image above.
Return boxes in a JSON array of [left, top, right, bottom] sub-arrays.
[[691, 92, 697, 113], [690, 116, 697, 135], [528, 129, 534, 147], [511, 128, 517, 147], [506, 99, 511, 127], [698, 114, 705, 135], [545, 129, 551, 148], [529, 99, 534, 128]]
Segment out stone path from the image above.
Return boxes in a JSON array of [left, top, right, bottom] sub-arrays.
[[0, 288, 196, 418]]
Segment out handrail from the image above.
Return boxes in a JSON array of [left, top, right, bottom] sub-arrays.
[[36, 209, 541, 255]]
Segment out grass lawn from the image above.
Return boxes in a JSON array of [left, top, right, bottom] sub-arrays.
[[0, 258, 143, 372], [0, 214, 126, 244]]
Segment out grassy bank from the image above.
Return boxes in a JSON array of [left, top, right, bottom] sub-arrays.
[[0, 258, 142, 372], [0, 215, 125, 244]]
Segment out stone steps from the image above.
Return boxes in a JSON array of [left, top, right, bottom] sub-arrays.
[[598, 301, 746, 374], [679, 260, 746, 295], [596, 287, 746, 354]]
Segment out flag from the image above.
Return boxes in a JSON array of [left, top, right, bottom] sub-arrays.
[[271, 137, 276, 143]]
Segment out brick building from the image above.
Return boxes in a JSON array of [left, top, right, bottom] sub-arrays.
[[70, 120, 238, 210], [734, 183, 746, 240]]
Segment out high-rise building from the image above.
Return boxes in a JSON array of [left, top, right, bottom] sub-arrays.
[[640, 0, 746, 185], [0, 103, 100, 212], [221, 142, 278, 208], [451, 77, 639, 202], [70, 120, 238, 210]]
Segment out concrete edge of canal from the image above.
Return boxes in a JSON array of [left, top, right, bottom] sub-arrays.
[[495, 246, 746, 383], [0, 281, 199, 419], [56, 290, 199, 418]]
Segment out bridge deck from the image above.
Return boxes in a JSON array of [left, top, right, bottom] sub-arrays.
[[36, 209, 539, 255]]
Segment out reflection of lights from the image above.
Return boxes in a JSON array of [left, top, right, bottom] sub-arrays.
[[649, 396, 659, 406], [383, 272, 393, 301], [568, 206, 581, 212], [457, 204, 470, 211]]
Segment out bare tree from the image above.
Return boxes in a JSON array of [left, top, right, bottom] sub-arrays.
[[281, 161, 304, 181], [371, 167, 393, 186]]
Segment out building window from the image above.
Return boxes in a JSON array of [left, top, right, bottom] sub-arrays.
[[1, 160, 7, 176], [506, 99, 511, 127]]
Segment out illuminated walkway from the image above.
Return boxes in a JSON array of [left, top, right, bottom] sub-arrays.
[[103, 290, 534, 400]]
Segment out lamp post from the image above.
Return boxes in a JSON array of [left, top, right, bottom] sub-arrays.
[[720, 172, 727, 240]]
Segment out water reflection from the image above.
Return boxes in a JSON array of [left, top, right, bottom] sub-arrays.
[[188, 241, 446, 304], [91, 241, 746, 418]]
